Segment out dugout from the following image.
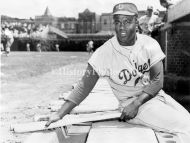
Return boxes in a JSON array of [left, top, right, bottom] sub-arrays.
[[9, 33, 113, 52], [160, 0, 190, 111]]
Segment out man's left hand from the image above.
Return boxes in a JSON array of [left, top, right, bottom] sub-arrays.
[[120, 102, 140, 122]]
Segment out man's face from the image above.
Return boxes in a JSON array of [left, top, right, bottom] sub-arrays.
[[147, 9, 153, 17], [114, 15, 137, 46]]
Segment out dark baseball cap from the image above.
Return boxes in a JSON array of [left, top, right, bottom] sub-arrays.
[[147, 6, 153, 10], [113, 3, 138, 16]]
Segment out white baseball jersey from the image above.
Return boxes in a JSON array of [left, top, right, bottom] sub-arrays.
[[88, 40, 94, 48], [139, 15, 159, 34], [4, 28, 14, 40], [88, 33, 165, 108]]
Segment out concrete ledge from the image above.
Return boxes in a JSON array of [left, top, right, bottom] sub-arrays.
[[168, 0, 190, 23], [86, 121, 158, 143], [161, 22, 190, 31], [24, 126, 91, 143]]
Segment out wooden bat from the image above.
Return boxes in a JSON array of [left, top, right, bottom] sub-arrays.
[[10, 111, 121, 133]]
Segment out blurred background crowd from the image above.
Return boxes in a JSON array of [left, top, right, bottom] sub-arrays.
[[1, 22, 48, 38]]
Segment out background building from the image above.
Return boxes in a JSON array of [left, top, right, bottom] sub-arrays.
[[56, 17, 77, 33], [35, 7, 55, 26], [78, 9, 98, 33], [100, 13, 114, 32]]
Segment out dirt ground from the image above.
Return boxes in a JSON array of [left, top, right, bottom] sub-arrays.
[[0, 52, 90, 143]]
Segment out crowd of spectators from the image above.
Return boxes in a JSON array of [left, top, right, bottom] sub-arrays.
[[138, 6, 165, 38], [1, 22, 48, 39], [1, 22, 50, 53]]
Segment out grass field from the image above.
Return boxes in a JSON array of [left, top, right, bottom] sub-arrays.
[[1, 52, 90, 81]]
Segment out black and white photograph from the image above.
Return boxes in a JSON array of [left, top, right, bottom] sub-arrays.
[[1, 0, 190, 142]]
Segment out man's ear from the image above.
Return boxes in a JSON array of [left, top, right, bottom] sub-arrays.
[[135, 18, 139, 27], [135, 17, 139, 24]]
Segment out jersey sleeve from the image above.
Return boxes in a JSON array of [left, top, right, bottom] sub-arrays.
[[147, 38, 166, 67], [88, 41, 111, 77]]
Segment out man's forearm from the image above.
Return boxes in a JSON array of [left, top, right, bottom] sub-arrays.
[[57, 100, 76, 119], [133, 92, 153, 107], [120, 92, 153, 121], [133, 61, 164, 107], [143, 61, 164, 97], [66, 64, 99, 105], [57, 64, 99, 118]]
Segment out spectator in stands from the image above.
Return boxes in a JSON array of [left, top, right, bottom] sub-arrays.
[[160, 0, 173, 9], [150, 9, 165, 40], [151, 9, 164, 28], [138, 6, 154, 35]]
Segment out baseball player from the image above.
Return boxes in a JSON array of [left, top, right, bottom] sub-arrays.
[[46, 3, 190, 142], [138, 6, 155, 35], [87, 40, 94, 54], [4, 27, 14, 56]]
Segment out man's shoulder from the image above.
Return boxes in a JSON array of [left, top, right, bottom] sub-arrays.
[[102, 36, 117, 47], [95, 36, 115, 52], [137, 33, 153, 40], [109, 35, 117, 42]]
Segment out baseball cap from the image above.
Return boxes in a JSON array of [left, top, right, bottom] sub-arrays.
[[113, 3, 138, 16], [147, 6, 153, 10]]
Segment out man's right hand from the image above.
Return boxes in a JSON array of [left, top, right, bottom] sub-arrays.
[[44, 100, 77, 127], [45, 113, 61, 127]]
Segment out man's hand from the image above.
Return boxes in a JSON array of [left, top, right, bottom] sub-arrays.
[[44, 100, 77, 127], [120, 102, 140, 122], [45, 113, 61, 127]]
